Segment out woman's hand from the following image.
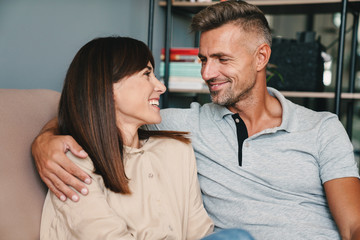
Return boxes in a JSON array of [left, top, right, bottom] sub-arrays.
[[31, 118, 91, 202]]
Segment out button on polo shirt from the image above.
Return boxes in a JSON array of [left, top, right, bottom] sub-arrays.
[[231, 113, 248, 166]]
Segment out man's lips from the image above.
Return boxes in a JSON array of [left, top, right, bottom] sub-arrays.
[[207, 80, 229, 91]]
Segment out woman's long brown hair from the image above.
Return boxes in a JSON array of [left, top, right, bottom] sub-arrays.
[[58, 36, 189, 194]]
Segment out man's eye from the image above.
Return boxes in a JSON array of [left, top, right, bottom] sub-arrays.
[[144, 71, 151, 76], [219, 58, 228, 62]]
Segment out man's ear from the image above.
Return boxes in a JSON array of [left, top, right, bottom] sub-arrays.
[[256, 43, 271, 71]]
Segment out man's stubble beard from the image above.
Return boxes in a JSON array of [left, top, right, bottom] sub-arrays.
[[210, 78, 256, 107]]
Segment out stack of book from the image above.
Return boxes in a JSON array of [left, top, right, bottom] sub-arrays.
[[160, 48, 207, 91]]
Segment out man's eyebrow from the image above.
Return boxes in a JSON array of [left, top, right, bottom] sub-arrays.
[[198, 53, 228, 58]]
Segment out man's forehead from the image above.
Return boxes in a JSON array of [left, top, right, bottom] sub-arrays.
[[199, 28, 261, 55]]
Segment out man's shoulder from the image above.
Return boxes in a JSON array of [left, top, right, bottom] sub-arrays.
[[156, 102, 219, 131], [160, 102, 215, 115], [269, 87, 336, 123], [284, 97, 341, 134], [290, 100, 337, 121]]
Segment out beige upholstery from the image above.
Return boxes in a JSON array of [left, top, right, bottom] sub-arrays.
[[0, 89, 60, 240]]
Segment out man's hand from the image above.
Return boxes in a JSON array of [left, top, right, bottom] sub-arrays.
[[32, 119, 91, 202]]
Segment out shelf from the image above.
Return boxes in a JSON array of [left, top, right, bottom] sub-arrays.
[[169, 89, 360, 99], [281, 91, 360, 99], [169, 88, 209, 93], [159, 0, 360, 14]]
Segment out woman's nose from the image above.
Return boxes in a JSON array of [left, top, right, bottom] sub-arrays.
[[154, 76, 166, 94]]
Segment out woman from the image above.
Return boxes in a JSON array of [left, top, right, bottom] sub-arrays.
[[40, 36, 214, 239]]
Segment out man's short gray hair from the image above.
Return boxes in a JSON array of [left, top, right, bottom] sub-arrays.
[[191, 0, 272, 46]]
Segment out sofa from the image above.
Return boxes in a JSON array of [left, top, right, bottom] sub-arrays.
[[0, 89, 60, 240]]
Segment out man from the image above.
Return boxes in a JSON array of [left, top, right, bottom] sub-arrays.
[[32, 1, 360, 239]]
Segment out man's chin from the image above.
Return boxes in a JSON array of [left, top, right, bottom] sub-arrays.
[[210, 93, 234, 106], [210, 95, 226, 106]]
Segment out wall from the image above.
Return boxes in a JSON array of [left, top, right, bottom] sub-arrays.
[[0, 0, 166, 91]]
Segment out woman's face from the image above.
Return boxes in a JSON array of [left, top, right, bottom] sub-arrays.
[[113, 62, 166, 130]]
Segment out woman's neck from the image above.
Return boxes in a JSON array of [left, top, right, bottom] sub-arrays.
[[119, 126, 140, 149]]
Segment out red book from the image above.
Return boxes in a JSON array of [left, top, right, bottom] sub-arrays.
[[161, 48, 199, 56], [161, 48, 200, 62]]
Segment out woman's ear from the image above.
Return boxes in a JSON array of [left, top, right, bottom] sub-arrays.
[[256, 43, 271, 71]]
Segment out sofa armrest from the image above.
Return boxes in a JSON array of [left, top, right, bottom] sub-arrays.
[[0, 89, 60, 240]]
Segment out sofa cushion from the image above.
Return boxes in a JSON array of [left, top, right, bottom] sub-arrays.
[[0, 89, 60, 240]]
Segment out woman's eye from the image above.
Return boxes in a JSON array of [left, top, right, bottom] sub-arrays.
[[144, 71, 151, 76]]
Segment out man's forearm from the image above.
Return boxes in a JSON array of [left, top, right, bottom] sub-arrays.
[[39, 117, 59, 135], [32, 117, 59, 155]]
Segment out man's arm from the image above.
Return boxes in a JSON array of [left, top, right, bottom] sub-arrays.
[[31, 117, 91, 202], [324, 177, 360, 240]]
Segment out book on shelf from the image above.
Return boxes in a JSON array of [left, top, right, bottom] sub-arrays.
[[159, 61, 202, 78], [161, 47, 207, 91], [165, 76, 207, 91], [161, 48, 200, 63]]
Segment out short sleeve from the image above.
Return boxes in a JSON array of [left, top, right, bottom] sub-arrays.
[[317, 115, 360, 183]]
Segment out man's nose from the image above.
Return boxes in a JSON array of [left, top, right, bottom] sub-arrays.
[[201, 61, 218, 81]]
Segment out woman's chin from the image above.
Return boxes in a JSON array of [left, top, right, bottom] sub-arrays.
[[153, 117, 162, 125], [144, 116, 162, 125]]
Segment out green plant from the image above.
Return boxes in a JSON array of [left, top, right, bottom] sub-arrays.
[[266, 63, 284, 83]]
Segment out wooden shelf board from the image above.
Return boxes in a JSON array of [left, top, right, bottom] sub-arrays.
[[281, 91, 360, 99], [160, 0, 360, 6], [169, 88, 209, 93], [169, 89, 360, 99], [159, 0, 360, 14]]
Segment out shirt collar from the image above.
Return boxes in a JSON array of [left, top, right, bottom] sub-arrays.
[[267, 87, 297, 133], [211, 103, 234, 121], [123, 138, 152, 155]]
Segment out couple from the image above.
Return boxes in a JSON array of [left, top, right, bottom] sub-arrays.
[[33, 1, 360, 239]]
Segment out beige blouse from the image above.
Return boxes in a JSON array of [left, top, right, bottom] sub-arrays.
[[40, 137, 213, 240]]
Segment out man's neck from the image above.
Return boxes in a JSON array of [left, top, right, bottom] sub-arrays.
[[227, 86, 282, 137]]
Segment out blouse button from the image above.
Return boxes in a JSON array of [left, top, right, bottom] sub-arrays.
[[148, 173, 154, 178], [169, 225, 173, 231], [235, 118, 240, 123]]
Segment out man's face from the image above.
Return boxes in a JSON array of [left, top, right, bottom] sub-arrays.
[[198, 23, 260, 106]]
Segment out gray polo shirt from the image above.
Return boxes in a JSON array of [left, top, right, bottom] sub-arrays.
[[149, 87, 359, 239]]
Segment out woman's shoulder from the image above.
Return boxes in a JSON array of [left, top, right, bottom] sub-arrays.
[[66, 151, 95, 175], [147, 136, 191, 149], [146, 137, 195, 164], [65, 152, 107, 191]]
